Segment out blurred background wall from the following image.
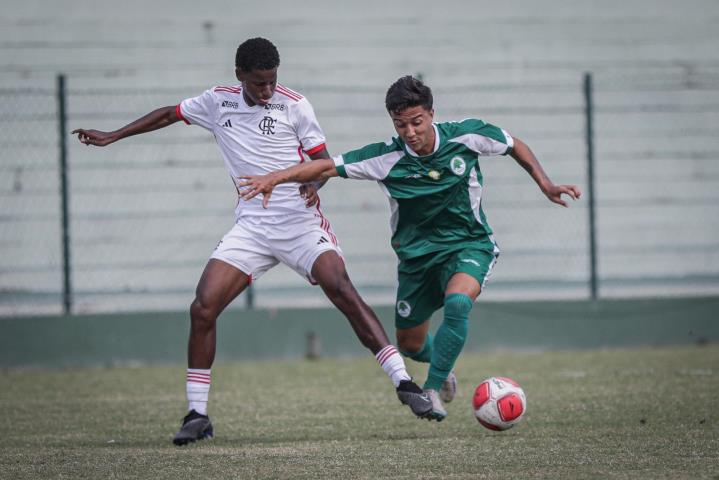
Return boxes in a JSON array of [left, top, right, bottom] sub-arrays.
[[1, 0, 718, 315]]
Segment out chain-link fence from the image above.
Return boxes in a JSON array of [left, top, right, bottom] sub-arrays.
[[0, 86, 62, 315], [1, 69, 718, 315]]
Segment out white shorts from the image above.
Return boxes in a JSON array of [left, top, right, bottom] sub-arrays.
[[210, 212, 343, 284]]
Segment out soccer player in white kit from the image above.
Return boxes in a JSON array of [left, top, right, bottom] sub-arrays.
[[72, 38, 431, 445]]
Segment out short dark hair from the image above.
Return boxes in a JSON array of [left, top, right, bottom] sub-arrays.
[[235, 38, 280, 72], [385, 76, 433, 114]]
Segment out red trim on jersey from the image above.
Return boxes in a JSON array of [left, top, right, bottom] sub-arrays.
[[275, 85, 302, 102], [277, 84, 303, 100], [304, 143, 326, 156], [175, 104, 190, 125], [275, 89, 300, 102], [297, 146, 305, 164], [315, 197, 338, 245], [214, 86, 242, 94]]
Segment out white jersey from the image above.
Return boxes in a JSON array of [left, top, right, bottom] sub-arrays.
[[177, 83, 327, 218]]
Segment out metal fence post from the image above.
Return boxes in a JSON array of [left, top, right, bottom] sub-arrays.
[[583, 72, 598, 300], [57, 74, 72, 315], [245, 283, 254, 309]]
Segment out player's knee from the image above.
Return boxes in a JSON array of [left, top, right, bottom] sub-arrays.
[[324, 274, 358, 305], [398, 338, 424, 356], [190, 298, 217, 328], [396, 331, 425, 355], [443, 293, 473, 327]]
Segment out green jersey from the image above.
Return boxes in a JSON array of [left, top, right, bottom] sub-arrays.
[[333, 119, 513, 260]]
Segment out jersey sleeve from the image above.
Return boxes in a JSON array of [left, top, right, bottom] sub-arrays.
[[177, 89, 217, 131], [333, 140, 404, 180], [291, 98, 327, 155], [449, 118, 514, 156]]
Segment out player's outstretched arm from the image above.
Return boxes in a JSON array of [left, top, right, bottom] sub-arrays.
[[72, 105, 181, 147], [238, 158, 338, 208], [510, 137, 582, 207], [298, 147, 332, 208]]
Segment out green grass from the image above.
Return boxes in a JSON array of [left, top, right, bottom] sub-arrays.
[[2, 345, 718, 479]]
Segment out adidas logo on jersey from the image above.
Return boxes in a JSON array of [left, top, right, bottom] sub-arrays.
[[222, 119, 232, 128]]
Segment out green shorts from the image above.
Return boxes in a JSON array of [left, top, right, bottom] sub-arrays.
[[394, 245, 498, 329]]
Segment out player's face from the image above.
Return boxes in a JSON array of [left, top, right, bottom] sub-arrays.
[[389, 106, 435, 156], [236, 67, 278, 107]]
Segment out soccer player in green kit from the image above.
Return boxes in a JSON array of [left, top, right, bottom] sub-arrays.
[[239, 76, 581, 420]]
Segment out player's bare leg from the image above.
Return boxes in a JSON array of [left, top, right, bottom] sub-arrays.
[[396, 321, 432, 357], [311, 251, 389, 353], [174, 259, 251, 446], [189, 259, 251, 368], [311, 251, 431, 418]]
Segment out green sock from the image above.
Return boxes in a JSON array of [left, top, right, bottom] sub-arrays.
[[424, 293, 472, 391], [400, 333, 433, 363]]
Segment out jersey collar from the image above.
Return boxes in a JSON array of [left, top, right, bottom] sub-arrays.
[[404, 123, 440, 158], [240, 92, 275, 112]]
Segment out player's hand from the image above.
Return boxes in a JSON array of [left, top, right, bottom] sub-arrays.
[[299, 183, 319, 208], [544, 184, 581, 207], [71, 129, 117, 147], [237, 174, 278, 209]]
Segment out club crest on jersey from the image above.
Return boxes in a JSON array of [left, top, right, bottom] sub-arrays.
[[397, 300, 412, 318], [450, 156, 466, 176], [428, 170, 441, 180], [258, 116, 276, 135]]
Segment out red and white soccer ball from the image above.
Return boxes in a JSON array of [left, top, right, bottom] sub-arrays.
[[472, 377, 527, 431]]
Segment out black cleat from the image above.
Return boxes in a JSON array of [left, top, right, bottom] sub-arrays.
[[172, 409, 214, 446], [396, 379, 433, 418]]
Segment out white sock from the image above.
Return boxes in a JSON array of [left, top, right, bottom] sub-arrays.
[[376, 345, 412, 388], [186, 368, 211, 415]]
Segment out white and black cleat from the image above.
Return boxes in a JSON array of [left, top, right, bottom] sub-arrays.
[[396, 379, 433, 418], [172, 409, 214, 446]]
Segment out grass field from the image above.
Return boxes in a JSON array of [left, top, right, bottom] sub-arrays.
[[1, 344, 718, 479]]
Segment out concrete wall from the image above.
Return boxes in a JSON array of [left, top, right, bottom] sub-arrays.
[[2, 297, 718, 368]]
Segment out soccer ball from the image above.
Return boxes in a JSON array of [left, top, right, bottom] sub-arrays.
[[472, 377, 527, 431]]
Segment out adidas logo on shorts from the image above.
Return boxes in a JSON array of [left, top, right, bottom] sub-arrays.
[[317, 236, 329, 245]]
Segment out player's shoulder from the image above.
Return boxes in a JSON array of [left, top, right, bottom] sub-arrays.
[[197, 85, 244, 107], [182, 85, 242, 117], [209, 84, 243, 98], [439, 118, 489, 138], [346, 137, 404, 161], [273, 83, 307, 105]]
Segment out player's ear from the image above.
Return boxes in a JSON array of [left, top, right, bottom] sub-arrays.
[[428, 108, 435, 119], [235, 68, 245, 82]]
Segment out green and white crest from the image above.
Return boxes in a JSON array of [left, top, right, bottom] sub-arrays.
[[396, 300, 412, 318], [450, 156, 466, 175]]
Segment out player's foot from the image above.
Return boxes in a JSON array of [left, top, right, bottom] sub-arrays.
[[439, 370, 457, 403], [424, 389, 448, 421], [396, 379, 433, 418], [172, 409, 214, 446]]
